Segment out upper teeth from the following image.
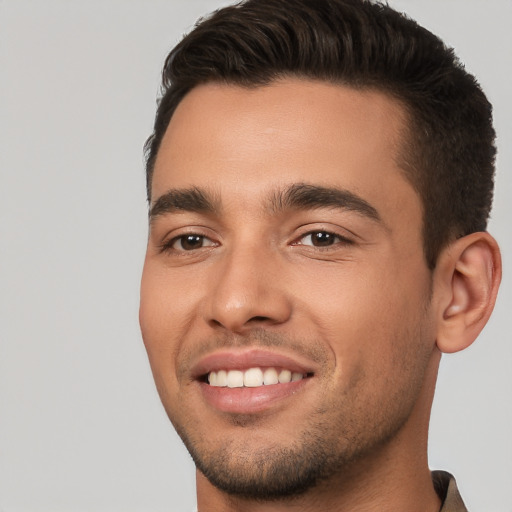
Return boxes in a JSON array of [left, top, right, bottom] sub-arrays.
[[208, 368, 305, 388]]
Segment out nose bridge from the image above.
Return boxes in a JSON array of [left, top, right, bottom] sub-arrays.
[[205, 239, 291, 331]]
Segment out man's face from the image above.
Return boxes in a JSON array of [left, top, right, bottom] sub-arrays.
[[140, 79, 438, 498]]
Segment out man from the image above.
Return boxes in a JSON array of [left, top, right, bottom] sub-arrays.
[[139, 0, 502, 510]]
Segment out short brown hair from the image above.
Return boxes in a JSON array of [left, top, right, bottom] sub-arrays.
[[145, 0, 496, 269]]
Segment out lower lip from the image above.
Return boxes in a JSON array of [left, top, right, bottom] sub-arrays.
[[199, 378, 310, 414]]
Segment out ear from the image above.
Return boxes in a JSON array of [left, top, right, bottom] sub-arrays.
[[434, 232, 502, 354]]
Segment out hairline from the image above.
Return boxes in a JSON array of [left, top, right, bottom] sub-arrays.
[[147, 74, 423, 199]]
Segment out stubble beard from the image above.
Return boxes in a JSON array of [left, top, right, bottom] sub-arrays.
[[166, 319, 434, 501], [171, 378, 423, 501], [177, 417, 361, 500]]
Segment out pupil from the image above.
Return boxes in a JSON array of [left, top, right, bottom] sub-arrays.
[[313, 232, 334, 246], [182, 235, 203, 250]]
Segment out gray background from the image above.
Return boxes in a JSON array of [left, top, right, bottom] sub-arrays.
[[0, 1, 510, 511]]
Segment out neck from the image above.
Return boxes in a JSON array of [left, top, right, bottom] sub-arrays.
[[197, 351, 442, 512]]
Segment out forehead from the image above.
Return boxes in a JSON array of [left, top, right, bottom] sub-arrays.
[[152, 79, 418, 225]]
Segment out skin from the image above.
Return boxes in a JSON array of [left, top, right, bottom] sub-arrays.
[[139, 79, 500, 511]]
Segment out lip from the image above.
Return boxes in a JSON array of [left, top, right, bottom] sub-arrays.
[[191, 348, 316, 379], [199, 378, 309, 414], [191, 348, 316, 414]]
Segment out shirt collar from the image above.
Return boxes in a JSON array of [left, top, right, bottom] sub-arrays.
[[432, 470, 468, 512]]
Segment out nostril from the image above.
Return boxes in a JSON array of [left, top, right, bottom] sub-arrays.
[[249, 316, 272, 323]]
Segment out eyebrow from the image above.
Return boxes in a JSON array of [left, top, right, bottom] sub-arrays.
[[149, 187, 218, 220], [269, 183, 381, 221], [149, 182, 381, 223]]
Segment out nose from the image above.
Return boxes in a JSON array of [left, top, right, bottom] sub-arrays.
[[204, 245, 292, 333]]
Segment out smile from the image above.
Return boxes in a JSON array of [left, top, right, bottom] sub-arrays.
[[191, 349, 317, 414], [208, 367, 307, 388]]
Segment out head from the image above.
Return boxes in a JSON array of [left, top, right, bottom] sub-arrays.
[[140, 0, 501, 505]]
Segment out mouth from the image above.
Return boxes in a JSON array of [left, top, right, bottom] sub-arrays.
[[192, 349, 316, 414]]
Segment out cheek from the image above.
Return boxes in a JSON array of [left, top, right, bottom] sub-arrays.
[[294, 262, 400, 331], [292, 259, 431, 372], [139, 268, 187, 416], [302, 268, 434, 432], [140, 261, 202, 337], [139, 264, 187, 376]]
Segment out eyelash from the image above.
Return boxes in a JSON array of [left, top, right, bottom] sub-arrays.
[[159, 233, 217, 253], [293, 230, 354, 249], [159, 229, 353, 254]]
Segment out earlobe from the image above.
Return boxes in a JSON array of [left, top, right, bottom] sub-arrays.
[[435, 232, 501, 354]]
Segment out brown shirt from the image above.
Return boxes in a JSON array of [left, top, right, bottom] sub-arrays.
[[433, 470, 468, 512]]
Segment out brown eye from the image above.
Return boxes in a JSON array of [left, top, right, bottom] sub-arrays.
[[172, 234, 214, 251], [311, 232, 336, 246], [300, 231, 339, 247]]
